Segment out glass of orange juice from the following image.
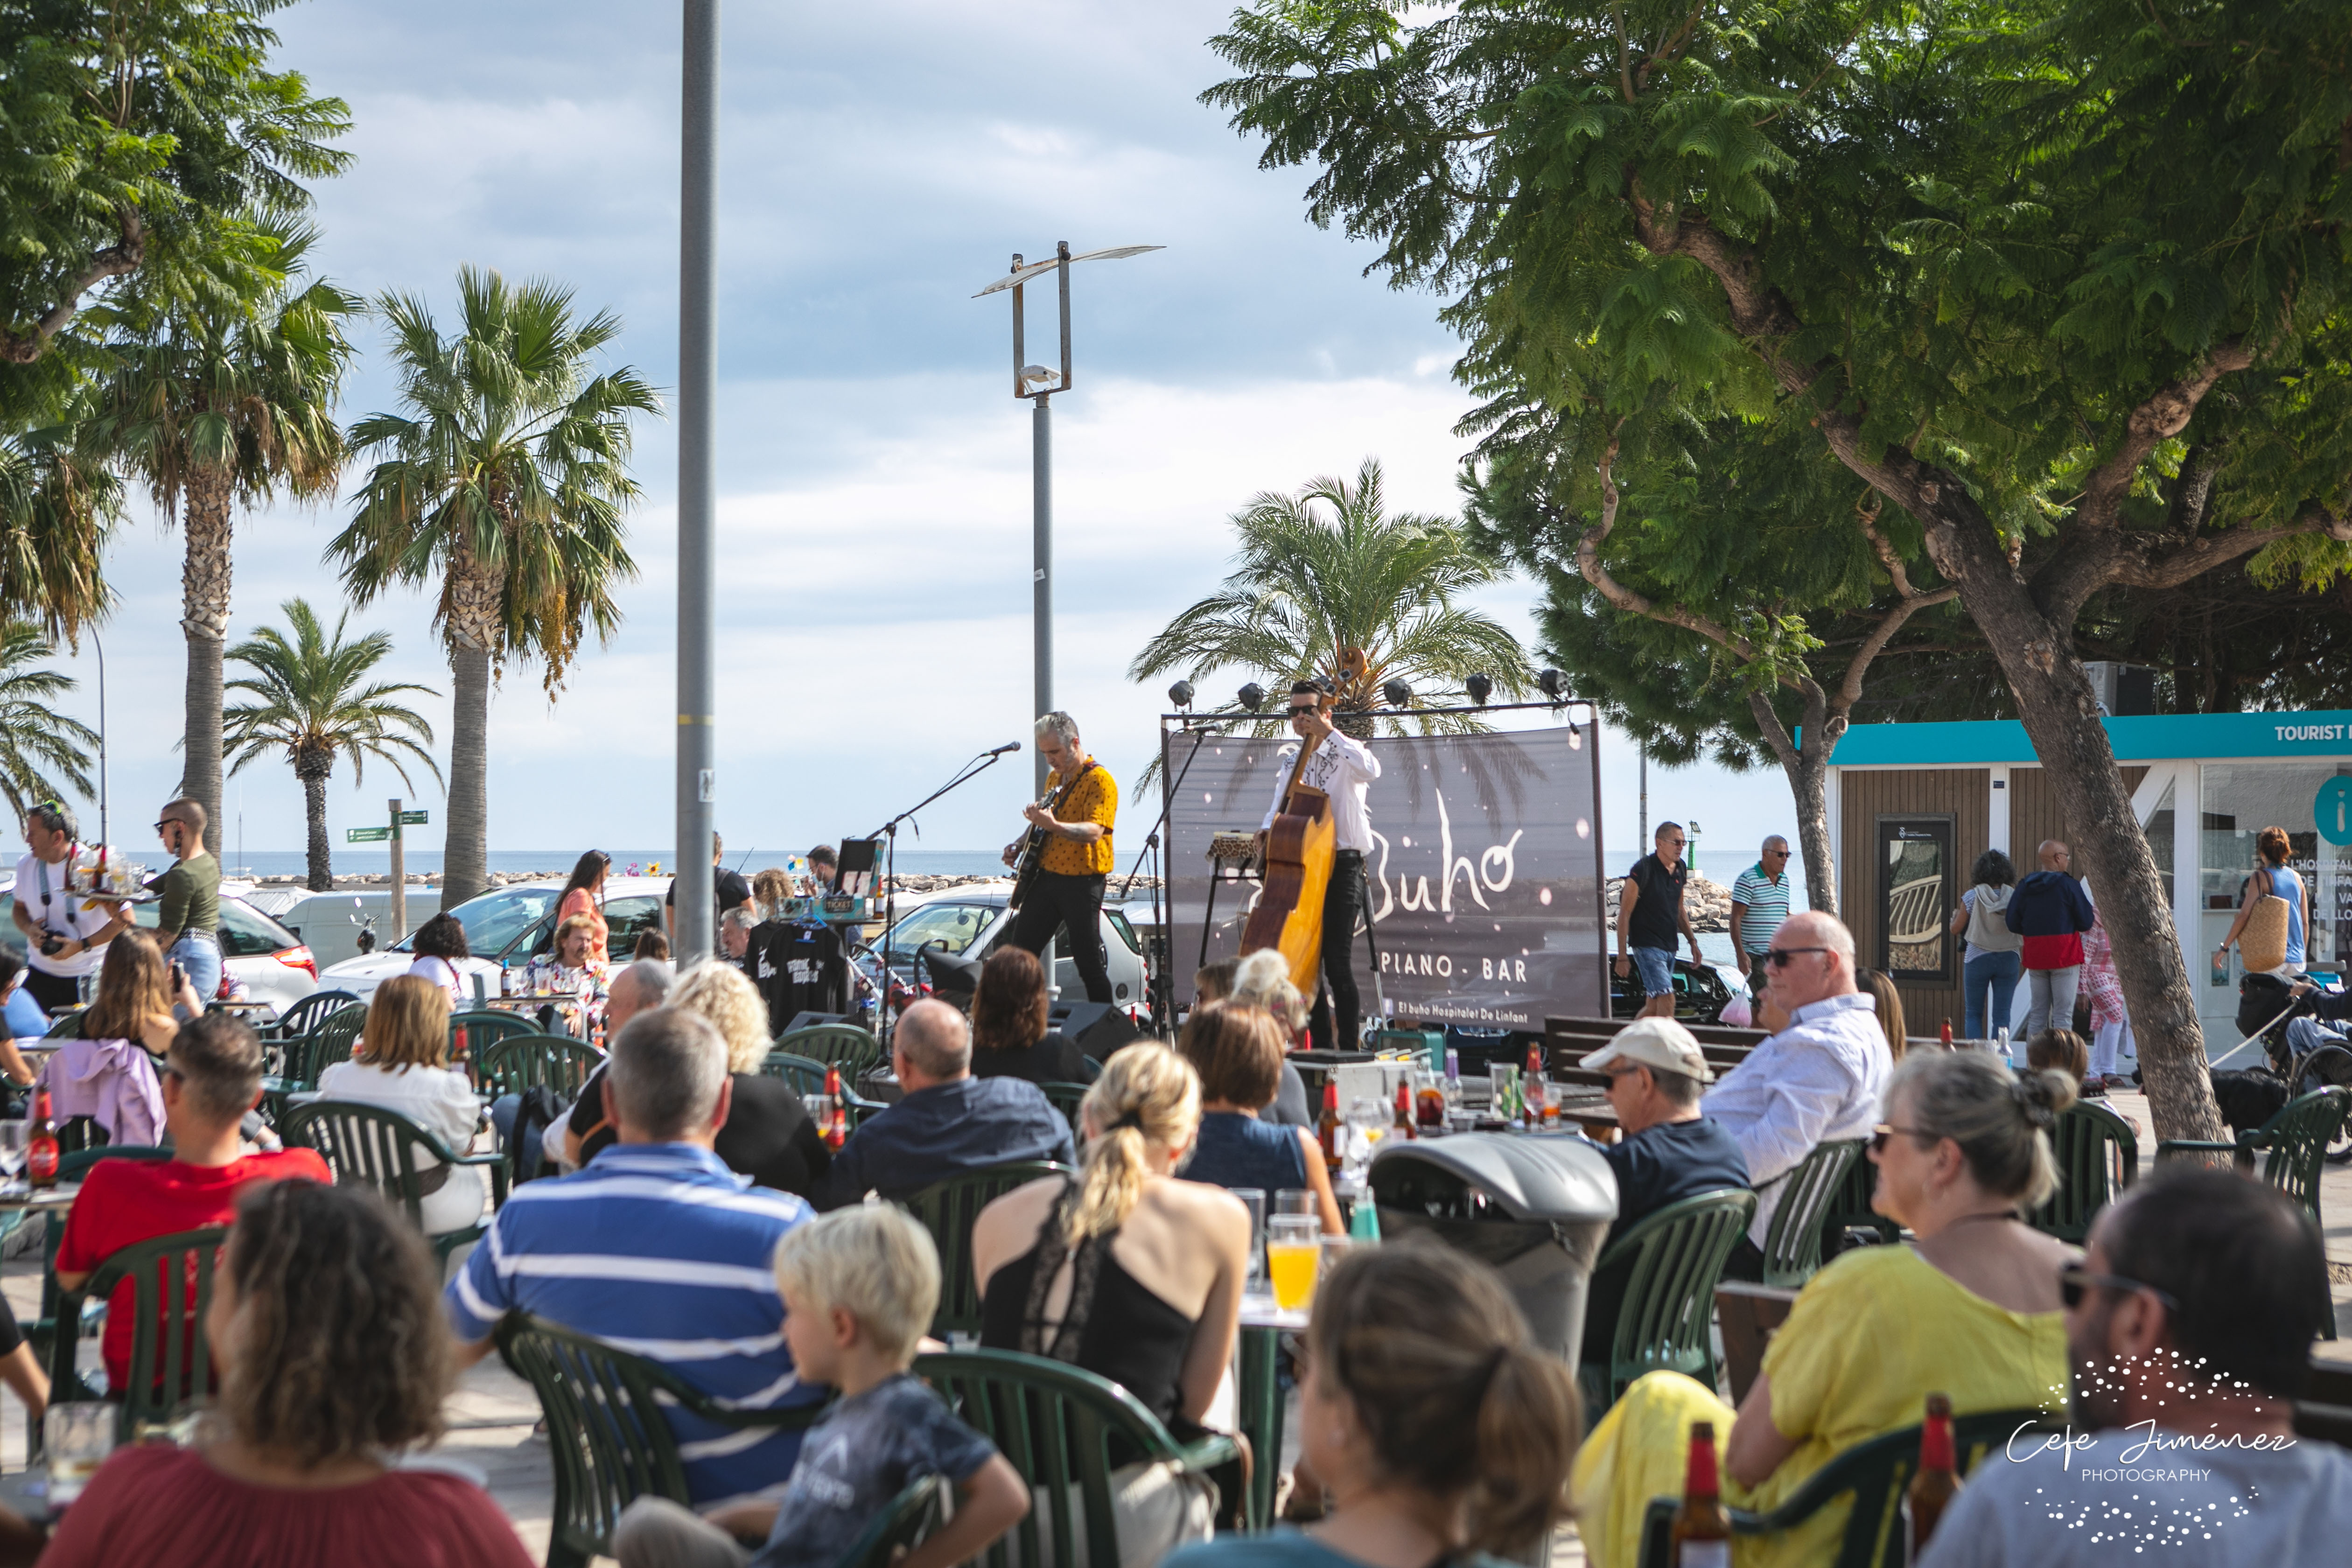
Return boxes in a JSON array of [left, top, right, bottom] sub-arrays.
[[1267, 1215, 1321, 1311]]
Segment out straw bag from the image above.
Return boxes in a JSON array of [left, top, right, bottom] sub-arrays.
[[2239, 867, 2292, 973]]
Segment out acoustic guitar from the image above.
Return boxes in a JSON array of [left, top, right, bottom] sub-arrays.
[[1239, 668, 1359, 997]]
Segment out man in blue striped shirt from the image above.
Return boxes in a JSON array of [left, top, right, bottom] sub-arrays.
[[447, 1007, 820, 1510], [1729, 837, 1794, 997]]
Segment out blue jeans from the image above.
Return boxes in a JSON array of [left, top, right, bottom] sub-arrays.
[[1630, 946, 1676, 998], [1962, 950, 2022, 1042], [170, 933, 223, 1004]]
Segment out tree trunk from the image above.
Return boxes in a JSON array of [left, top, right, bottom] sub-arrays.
[[301, 766, 332, 891], [179, 470, 233, 857], [441, 546, 503, 909], [1746, 691, 1841, 918]]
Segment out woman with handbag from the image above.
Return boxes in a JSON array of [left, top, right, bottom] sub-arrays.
[[2217, 826, 2311, 980]]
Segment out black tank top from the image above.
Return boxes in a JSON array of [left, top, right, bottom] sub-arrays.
[[978, 1183, 1201, 1444]]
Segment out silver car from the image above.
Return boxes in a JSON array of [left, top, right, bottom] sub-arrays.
[[869, 893, 1150, 1009], [0, 882, 320, 1017]]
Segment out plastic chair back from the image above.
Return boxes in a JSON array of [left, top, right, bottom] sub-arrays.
[[41, 1009, 84, 1041], [895, 1162, 1074, 1336], [913, 1348, 1238, 1568], [476, 1033, 603, 1101], [1040, 1082, 1089, 1123], [1582, 1188, 1757, 1411], [780, 1022, 886, 1079], [760, 1051, 830, 1096], [282, 1004, 368, 1089], [2252, 1087, 2349, 1223], [49, 1225, 231, 1447], [451, 1009, 552, 1074], [281, 1099, 507, 1267], [1815, 1142, 1899, 1260], [20, 1147, 174, 1446], [1761, 1140, 1864, 1287], [2030, 1103, 2139, 1242], [273, 989, 361, 1040], [839, 1477, 947, 1568]]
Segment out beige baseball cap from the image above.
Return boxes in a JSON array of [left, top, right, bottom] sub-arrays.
[[1580, 1016, 1714, 1084]]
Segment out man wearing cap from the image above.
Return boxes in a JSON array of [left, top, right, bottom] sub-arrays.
[[1577, 1015, 1750, 1365]]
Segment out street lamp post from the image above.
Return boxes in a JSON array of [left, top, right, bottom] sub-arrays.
[[974, 243, 1160, 794], [675, 0, 719, 959]]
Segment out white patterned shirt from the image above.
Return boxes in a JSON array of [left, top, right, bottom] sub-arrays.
[[1260, 731, 1382, 853]]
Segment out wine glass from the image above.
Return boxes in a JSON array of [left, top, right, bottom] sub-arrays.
[[0, 1120, 25, 1186]]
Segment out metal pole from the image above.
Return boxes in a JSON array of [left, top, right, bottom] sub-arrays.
[[675, 0, 720, 959], [1032, 392, 1053, 798], [91, 630, 107, 851], [1638, 743, 1648, 849], [388, 798, 406, 944]]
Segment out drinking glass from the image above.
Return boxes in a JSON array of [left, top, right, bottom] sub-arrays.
[[1266, 1215, 1321, 1311], [0, 1120, 26, 1182], [1273, 1189, 1316, 1219], [1489, 1064, 1519, 1122], [802, 1093, 835, 1125], [45, 1404, 113, 1506], [1232, 1188, 1267, 1295]]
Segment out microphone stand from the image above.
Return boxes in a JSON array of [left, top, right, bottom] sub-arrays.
[[1119, 721, 1222, 1032], [867, 748, 1016, 1037]]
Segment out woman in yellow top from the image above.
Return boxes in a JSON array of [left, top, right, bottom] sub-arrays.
[[1575, 1049, 2078, 1568]]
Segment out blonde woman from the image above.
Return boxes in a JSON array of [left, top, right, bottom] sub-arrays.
[[1224, 948, 1314, 1127], [317, 976, 488, 1237], [973, 1043, 1248, 1558]]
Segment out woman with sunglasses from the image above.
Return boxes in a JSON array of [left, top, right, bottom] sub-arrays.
[[1575, 1048, 2075, 1568]]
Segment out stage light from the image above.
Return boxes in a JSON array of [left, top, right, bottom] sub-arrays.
[[1019, 363, 1062, 392], [1168, 680, 1195, 710], [1238, 682, 1266, 712], [1466, 673, 1493, 706], [1539, 668, 1565, 701], [1382, 678, 1411, 709]]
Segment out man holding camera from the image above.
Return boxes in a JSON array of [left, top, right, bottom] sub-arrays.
[[11, 800, 131, 1014]]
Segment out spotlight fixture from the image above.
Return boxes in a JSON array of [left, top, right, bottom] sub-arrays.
[[1168, 679, 1195, 710], [1382, 678, 1412, 709], [1539, 668, 1565, 702], [1465, 673, 1493, 706], [1238, 682, 1266, 713]]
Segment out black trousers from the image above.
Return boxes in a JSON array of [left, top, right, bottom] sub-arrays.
[[1308, 850, 1366, 1053], [1010, 870, 1113, 1005], [22, 966, 80, 1015]]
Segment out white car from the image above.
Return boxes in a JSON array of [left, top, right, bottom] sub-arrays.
[[0, 880, 320, 1016], [318, 875, 676, 1003]]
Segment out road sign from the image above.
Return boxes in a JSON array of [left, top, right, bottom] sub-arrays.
[[398, 810, 429, 826], [347, 826, 391, 844]]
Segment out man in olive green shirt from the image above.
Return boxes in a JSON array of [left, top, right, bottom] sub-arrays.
[[154, 798, 222, 1001]]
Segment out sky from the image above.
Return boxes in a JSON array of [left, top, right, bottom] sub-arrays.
[[34, 0, 1793, 876]]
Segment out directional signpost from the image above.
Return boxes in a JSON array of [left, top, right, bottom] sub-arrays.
[[346, 827, 390, 843], [389, 799, 427, 943]]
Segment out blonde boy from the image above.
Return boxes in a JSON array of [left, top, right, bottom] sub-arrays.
[[616, 1206, 1028, 1568]]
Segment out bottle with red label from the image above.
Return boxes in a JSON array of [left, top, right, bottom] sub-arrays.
[[28, 1089, 59, 1189], [1940, 1017, 1954, 1047], [1316, 1079, 1344, 1172], [823, 1065, 849, 1150], [1672, 1420, 1731, 1567], [1390, 1081, 1415, 1141], [1523, 1043, 1548, 1127]]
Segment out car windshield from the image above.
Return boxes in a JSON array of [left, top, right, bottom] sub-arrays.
[[393, 887, 559, 957], [883, 902, 996, 959]]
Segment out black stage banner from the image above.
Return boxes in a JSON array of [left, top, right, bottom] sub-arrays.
[[1161, 724, 1607, 1029]]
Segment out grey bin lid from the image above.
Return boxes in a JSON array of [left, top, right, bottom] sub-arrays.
[[1369, 1133, 1618, 1224]]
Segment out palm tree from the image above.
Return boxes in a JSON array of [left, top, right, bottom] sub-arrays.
[[223, 598, 441, 892], [328, 267, 659, 906], [90, 225, 360, 856], [1131, 459, 1536, 765], [0, 395, 122, 644], [0, 622, 99, 824]]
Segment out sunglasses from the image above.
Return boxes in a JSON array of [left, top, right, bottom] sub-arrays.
[[1286, 706, 1317, 718], [2058, 1265, 2178, 1313], [1764, 946, 1830, 967], [1870, 1122, 1935, 1154]]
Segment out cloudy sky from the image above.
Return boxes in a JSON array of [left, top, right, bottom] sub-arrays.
[[42, 0, 1785, 876]]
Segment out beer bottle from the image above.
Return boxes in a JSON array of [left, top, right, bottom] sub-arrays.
[[1317, 1079, 1344, 1173], [1672, 1420, 1731, 1567], [1523, 1043, 1547, 1127], [1940, 1017, 1953, 1047], [28, 1089, 59, 1190], [1904, 1393, 1958, 1561], [1390, 1081, 1415, 1141]]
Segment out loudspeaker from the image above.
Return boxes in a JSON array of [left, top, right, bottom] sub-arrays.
[[1050, 1000, 1142, 1060]]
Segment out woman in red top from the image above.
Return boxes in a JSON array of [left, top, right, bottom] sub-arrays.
[[35, 1179, 533, 1568], [555, 849, 611, 966]]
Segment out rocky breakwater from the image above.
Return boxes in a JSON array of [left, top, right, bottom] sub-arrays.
[[1603, 871, 1731, 933]]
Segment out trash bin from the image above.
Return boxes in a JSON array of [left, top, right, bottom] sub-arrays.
[[1367, 1133, 1617, 1365]]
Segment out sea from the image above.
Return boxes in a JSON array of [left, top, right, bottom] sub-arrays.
[[217, 848, 1013, 881]]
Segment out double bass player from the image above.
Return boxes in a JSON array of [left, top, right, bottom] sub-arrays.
[[1255, 680, 1382, 1051]]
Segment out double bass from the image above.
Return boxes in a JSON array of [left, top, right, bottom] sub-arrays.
[[1239, 660, 1361, 996]]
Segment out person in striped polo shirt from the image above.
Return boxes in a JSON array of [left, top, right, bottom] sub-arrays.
[[447, 1007, 822, 1510], [1730, 838, 1794, 996]]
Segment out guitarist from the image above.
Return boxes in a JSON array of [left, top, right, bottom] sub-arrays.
[[1256, 680, 1383, 1051], [1000, 711, 1119, 1004]]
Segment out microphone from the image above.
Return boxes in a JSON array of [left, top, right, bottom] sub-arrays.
[[986, 742, 1022, 756]]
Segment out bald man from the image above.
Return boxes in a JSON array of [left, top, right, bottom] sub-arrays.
[[1701, 910, 1891, 1274], [2005, 839, 2094, 1041]]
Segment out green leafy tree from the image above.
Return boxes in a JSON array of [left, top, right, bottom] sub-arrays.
[[0, 0, 349, 378], [329, 268, 659, 906], [1130, 459, 1535, 766], [1204, 0, 2352, 1141], [223, 597, 440, 892], [91, 226, 359, 856], [0, 416, 119, 642], [0, 622, 98, 822]]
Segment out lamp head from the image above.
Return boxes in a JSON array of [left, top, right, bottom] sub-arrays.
[[1019, 364, 1062, 392], [1381, 678, 1412, 709], [1539, 668, 1565, 701], [1168, 679, 1195, 710], [1238, 682, 1266, 713], [1465, 673, 1493, 706]]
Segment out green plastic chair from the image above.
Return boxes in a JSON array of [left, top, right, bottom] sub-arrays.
[[758, 1052, 885, 1128], [839, 1477, 947, 1568], [1040, 1081, 1089, 1123], [2159, 1085, 2346, 1337], [913, 1348, 1239, 1568], [41, 1008, 84, 1041], [1578, 1188, 1757, 1414], [1814, 1141, 1900, 1262], [2030, 1102, 2139, 1243], [46, 1225, 231, 1448], [496, 1313, 831, 1568], [475, 1033, 603, 1100], [452, 1009, 554, 1074], [1761, 1140, 1865, 1288], [271, 989, 361, 1040], [894, 1162, 1074, 1336], [1634, 1408, 2056, 1568], [281, 1099, 509, 1269], [16, 1146, 175, 1452], [780, 1022, 887, 1080], [263, 1003, 368, 1117], [1236, 1323, 1285, 1529]]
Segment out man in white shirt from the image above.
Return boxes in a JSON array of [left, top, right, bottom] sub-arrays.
[[10, 800, 130, 1015], [1700, 909, 1890, 1273], [1920, 1166, 2352, 1567], [1255, 680, 1382, 1051]]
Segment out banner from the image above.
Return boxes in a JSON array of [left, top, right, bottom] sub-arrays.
[[1162, 723, 1607, 1029]]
